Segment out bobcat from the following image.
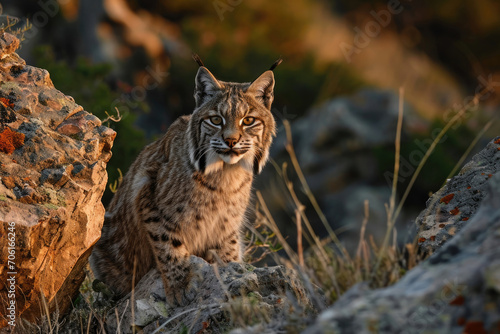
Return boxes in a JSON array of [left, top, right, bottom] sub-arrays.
[[90, 58, 278, 305]]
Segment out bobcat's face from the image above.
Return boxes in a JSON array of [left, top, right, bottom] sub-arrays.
[[188, 67, 276, 175]]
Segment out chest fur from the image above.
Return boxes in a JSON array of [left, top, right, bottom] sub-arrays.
[[148, 162, 253, 254]]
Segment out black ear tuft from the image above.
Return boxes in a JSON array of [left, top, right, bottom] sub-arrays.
[[269, 57, 283, 71], [192, 53, 204, 67]]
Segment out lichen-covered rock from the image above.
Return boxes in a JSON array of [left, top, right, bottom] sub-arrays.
[[303, 152, 500, 334], [415, 136, 500, 253], [105, 257, 320, 333], [0, 33, 115, 327]]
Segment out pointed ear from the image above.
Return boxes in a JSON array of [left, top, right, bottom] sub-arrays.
[[248, 70, 275, 110], [194, 67, 221, 108]]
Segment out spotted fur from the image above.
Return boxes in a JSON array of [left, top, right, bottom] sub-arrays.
[[90, 66, 276, 305]]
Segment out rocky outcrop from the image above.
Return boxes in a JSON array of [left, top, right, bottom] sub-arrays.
[[105, 257, 321, 333], [303, 139, 500, 334], [0, 33, 115, 327], [415, 136, 500, 253]]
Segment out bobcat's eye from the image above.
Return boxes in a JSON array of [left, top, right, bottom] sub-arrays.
[[242, 117, 255, 126], [209, 116, 223, 126]]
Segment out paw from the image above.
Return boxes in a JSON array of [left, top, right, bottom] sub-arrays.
[[163, 264, 202, 306], [164, 281, 198, 306], [165, 286, 187, 307], [182, 269, 202, 303]]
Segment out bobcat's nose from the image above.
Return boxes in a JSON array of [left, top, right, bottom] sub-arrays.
[[224, 136, 238, 148]]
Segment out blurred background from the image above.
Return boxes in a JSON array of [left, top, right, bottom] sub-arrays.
[[2, 0, 499, 252]]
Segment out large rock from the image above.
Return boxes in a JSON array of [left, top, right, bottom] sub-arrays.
[[415, 136, 500, 253], [303, 140, 500, 334], [105, 257, 320, 333], [0, 33, 115, 327]]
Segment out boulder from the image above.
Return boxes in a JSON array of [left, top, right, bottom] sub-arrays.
[[303, 140, 500, 334], [105, 257, 321, 333], [0, 33, 115, 327], [415, 136, 500, 253]]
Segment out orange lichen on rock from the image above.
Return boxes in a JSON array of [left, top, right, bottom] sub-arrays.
[[449, 295, 465, 305], [0, 96, 14, 108], [462, 217, 469, 221], [495, 138, 500, 144], [467, 186, 471, 189], [464, 321, 487, 334], [450, 207, 460, 215], [418, 237, 426, 243], [1, 175, 16, 189], [0, 127, 25, 154], [430, 236, 436, 241], [440, 193, 455, 204]]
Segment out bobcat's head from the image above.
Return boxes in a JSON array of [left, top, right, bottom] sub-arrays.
[[188, 66, 276, 175]]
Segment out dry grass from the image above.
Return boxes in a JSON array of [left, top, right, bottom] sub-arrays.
[[0, 7, 32, 42]]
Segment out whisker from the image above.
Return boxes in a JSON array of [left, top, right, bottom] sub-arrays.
[[193, 143, 212, 160], [193, 135, 255, 161]]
